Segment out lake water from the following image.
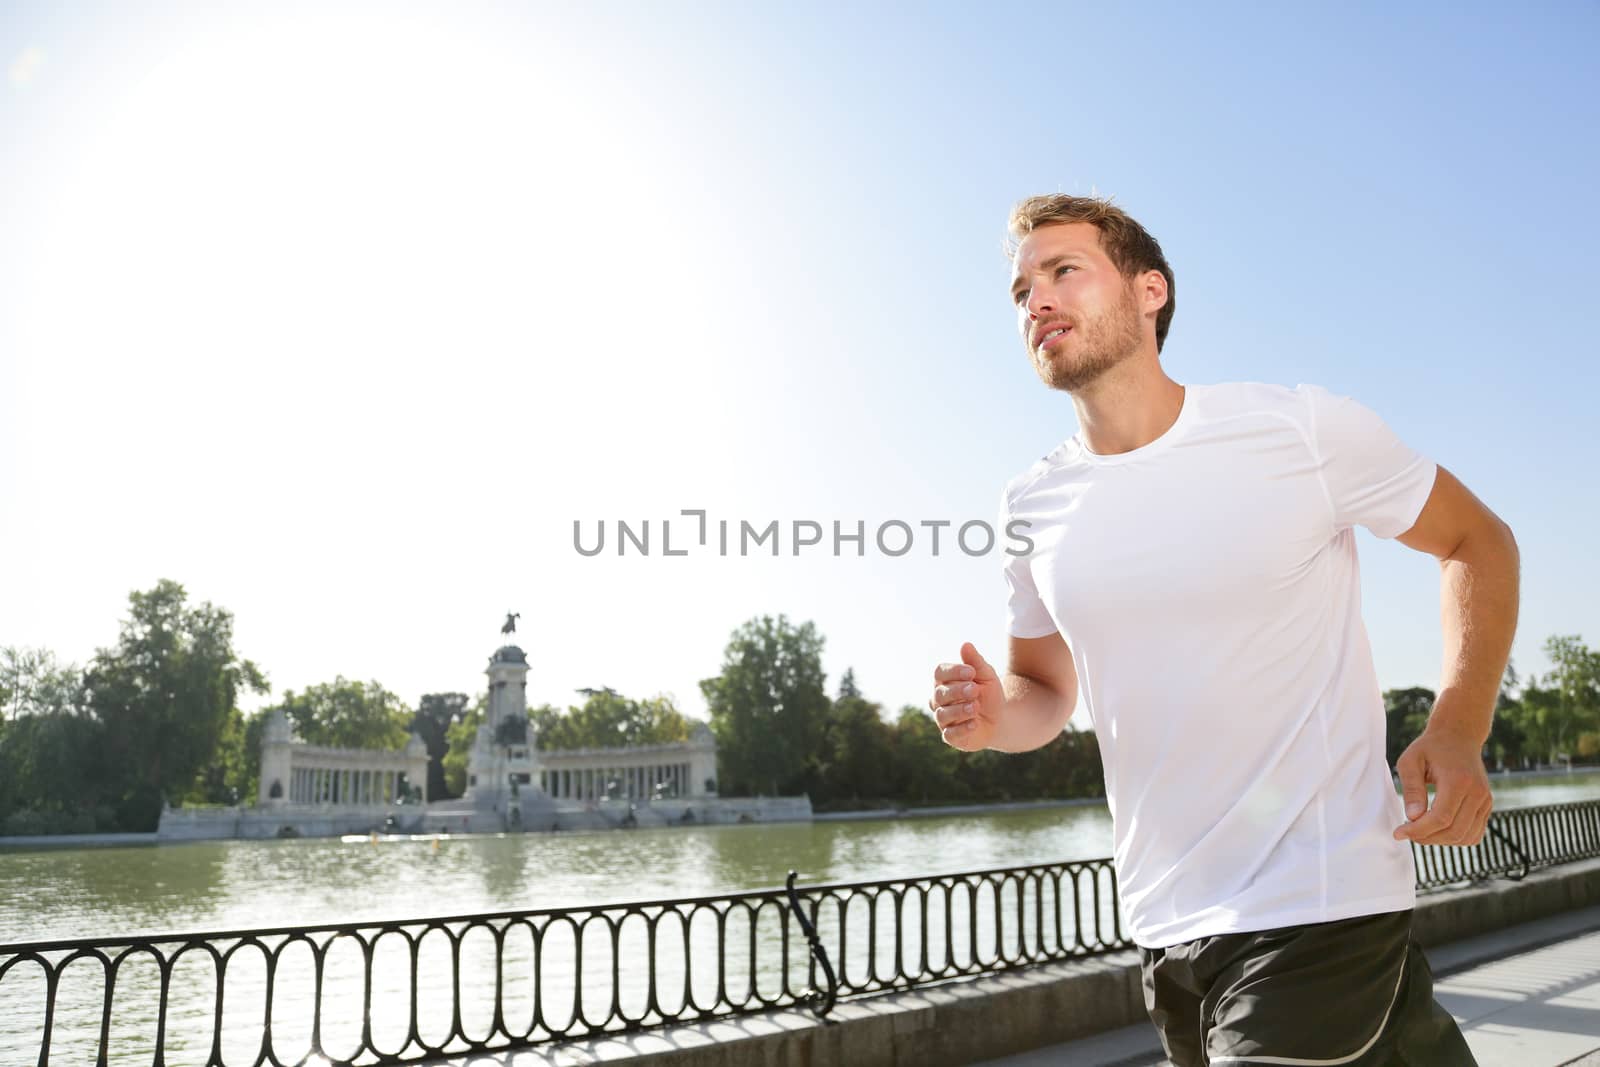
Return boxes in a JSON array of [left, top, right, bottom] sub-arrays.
[[3, 770, 1597, 1065]]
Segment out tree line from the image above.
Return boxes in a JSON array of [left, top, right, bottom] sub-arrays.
[[1385, 636, 1600, 771], [2, 582, 1596, 835]]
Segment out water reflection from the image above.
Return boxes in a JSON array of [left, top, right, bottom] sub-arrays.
[[3, 779, 1597, 1067], [1, 774, 1595, 947]]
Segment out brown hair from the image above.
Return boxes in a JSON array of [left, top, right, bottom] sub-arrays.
[[1006, 195, 1176, 353]]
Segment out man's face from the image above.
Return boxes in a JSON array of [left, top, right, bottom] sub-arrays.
[[1009, 222, 1144, 393]]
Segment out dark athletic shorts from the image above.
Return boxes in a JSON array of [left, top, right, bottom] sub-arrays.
[[1138, 908, 1478, 1066]]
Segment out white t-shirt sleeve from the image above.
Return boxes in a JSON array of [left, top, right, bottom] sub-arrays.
[[1303, 384, 1438, 539], [999, 486, 1058, 638]]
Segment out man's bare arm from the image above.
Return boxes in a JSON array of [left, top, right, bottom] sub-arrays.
[[991, 633, 1078, 752], [930, 633, 1077, 753], [1391, 464, 1519, 845]]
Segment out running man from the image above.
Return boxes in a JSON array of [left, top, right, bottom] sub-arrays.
[[929, 195, 1519, 1065]]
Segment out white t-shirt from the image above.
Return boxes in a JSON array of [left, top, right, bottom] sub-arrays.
[[1000, 381, 1438, 949]]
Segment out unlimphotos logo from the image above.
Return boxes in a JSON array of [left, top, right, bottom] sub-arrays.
[[573, 511, 1035, 559]]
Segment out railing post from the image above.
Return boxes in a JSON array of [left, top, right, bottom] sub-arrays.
[[785, 871, 837, 1018]]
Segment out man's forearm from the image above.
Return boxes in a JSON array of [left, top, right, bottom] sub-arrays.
[[988, 671, 1074, 753], [1429, 519, 1520, 746]]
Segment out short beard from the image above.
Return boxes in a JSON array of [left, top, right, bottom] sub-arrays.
[[1032, 283, 1143, 393]]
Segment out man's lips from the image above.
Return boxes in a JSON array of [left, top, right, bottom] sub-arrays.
[[1037, 325, 1072, 351]]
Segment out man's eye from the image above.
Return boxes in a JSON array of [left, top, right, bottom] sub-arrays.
[[1056, 265, 1074, 277]]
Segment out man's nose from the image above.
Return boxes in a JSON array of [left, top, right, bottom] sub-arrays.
[[1026, 288, 1055, 317]]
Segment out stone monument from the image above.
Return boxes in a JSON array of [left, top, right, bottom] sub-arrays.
[[463, 614, 542, 817]]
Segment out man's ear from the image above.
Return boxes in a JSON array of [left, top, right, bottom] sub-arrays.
[[1140, 269, 1169, 315]]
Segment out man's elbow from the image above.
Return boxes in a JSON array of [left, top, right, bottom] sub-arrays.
[[1445, 514, 1518, 568]]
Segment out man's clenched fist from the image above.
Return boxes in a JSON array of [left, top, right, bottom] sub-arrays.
[[928, 642, 1003, 751]]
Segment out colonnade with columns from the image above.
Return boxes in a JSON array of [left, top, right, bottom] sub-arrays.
[[531, 730, 718, 803], [258, 708, 431, 808], [289, 766, 412, 806], [540, 761, 699, 801]]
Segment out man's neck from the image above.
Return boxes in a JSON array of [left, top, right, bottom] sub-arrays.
[[1070, 362, 1186, 457]]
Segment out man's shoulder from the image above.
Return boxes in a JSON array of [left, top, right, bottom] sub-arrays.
[[1001, 441, 1081, 512], [1192, 380, 1344, 446], [1201, 379, 1318, 417]]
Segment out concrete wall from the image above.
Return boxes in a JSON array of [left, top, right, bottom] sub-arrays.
[[428, 857, 1600, 1067], [0, 832, 160, 849], [157, 795, 814, 842], [414, 796, 813, 836], [158, 805, 425, 841]]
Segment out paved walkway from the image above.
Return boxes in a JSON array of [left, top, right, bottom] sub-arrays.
[[977, 904, 1600, 1067]]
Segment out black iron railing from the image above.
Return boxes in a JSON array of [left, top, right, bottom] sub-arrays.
[[1411, 797, 1599, 889], [2, 799, 1596, 1066]]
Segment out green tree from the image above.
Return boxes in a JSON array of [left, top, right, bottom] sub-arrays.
[[1486, 659, 1527, 770], [1383, 687, 1436, 768], [1543, 634, 1600, 759], [413, 692, 470, 801], [443, 696, 486, 797], [181, 705, 254, 806], [0, 712, 110, 832], [815, 684, 893, 806], [536, 690, 692, 751], [1511, 682, 1563, 765], [274, 677, 412, 750], [1, 646, 83, 720], [632, 695, 693, 746], [700, 615, 828, 796], [84, 580, 266, 830], [890, 704, 962, 804]]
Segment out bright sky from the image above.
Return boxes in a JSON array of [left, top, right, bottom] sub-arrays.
[[2, 3, 1595, 730]]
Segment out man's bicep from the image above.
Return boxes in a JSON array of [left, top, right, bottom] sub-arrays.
[[1395, 464, 1510, 560], [1008, 631, 1078, 715]]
